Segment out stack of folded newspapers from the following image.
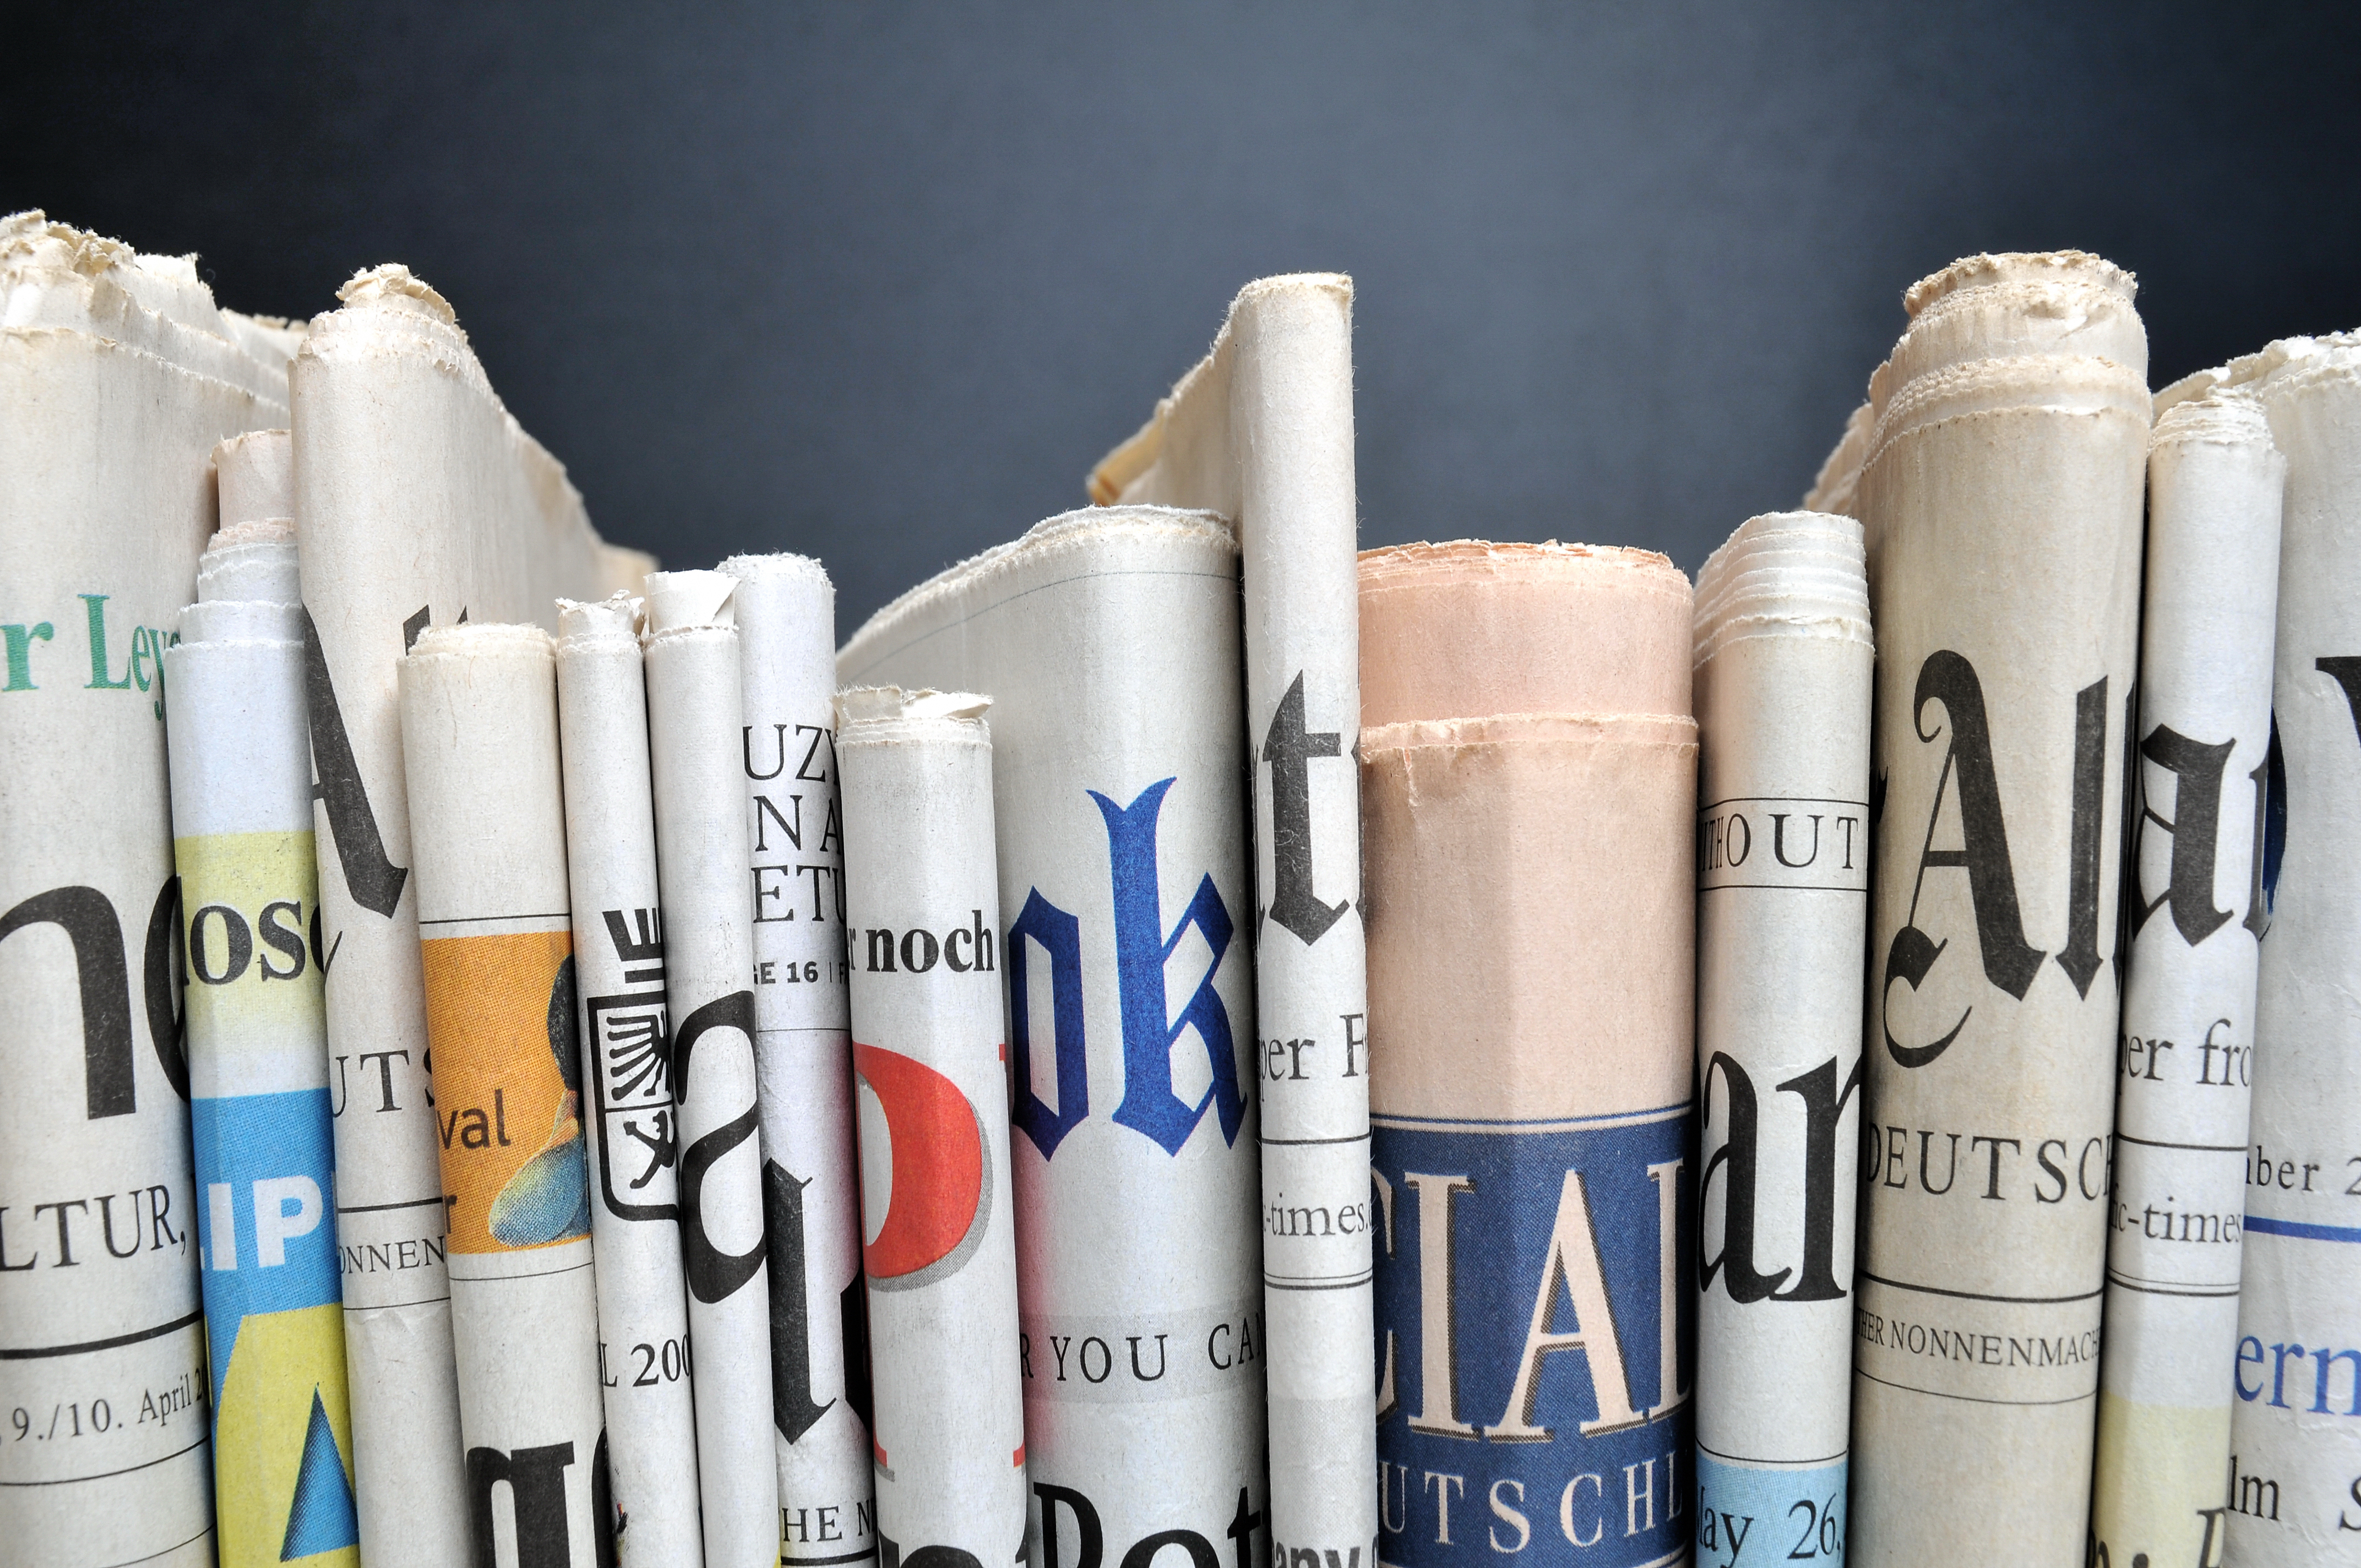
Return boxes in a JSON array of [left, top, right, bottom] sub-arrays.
[[4, 210, 2357, 1568]]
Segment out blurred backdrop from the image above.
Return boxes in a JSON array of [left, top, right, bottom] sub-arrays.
[[11, 1, 2360, 634]]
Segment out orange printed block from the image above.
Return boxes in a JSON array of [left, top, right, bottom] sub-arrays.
[[420, 929, 592, 1256]]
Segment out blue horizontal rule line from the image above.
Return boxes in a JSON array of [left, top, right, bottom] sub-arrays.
[[2245, 1215, 2361, 1244]]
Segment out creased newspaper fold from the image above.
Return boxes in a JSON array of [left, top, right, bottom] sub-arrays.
[[840, 507, 1266, 1568], [1359, 541, 1696, 1567], [0, 211, 291, 1567], [838, 688, 1029, 1562], [293, 262, 614, 1565], [643, 570, 782, 1566], [1849, 253, 2150, 1564], [721, 553, 875, 1554], [556, 593, 704, 1565], [166, 437, 361, 1568], [2188, 331, 2361, 1565], [399, 623, 610, 1567], [2085, 380, 2283, 1565], [1090, 276, 1374, 1559], [1690, 513, 1870, 1556]]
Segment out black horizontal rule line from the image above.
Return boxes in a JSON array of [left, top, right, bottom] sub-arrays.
[[337, 1195, 450, 1215], [1, 1309, 203, 1360], [1265, 1276, 1376, 1291], [1258, 1133, 1373, 1147], [101, 1522, 216, 1565], [2113, 1134, 2250, 1153], [2106, 1278, 2243, 1298], [1696, 1441, 1848, 1467], [418, 911, 570, 926], [1699, 796, 1869, 809], [1854, 1367, 2096, 1408], [345, 1295, 450, 1309], [1858, 1271, 2103, 1305], [451, 1258, 594, 1283], [0, 1432, 209, 1487], [1698, 883, 1868, 894]]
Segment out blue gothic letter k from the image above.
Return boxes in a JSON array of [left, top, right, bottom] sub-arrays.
[[1089, 778, 1246, 1155]]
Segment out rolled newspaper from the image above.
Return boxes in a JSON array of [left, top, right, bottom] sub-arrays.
[[165, 441, 361, 1566], [840, 507, 1266, 1567], [398, 623, 610, 1566], [720, 552, 876, 1551], [0, 212, 289, 1567], [295, 263, 613, 1564], [1690, 514, 1870, 1553], [555, 594, 704, 1565], [643, 570, 782, 1566], [1359, 541, 1696, 1567], [1850, 253, 2150, 1564], [2217, 333, 2361, 1564], [1090, 276, 1375, 1558], [2085, 383, 2283, 1564], [837, 687, 1029, 1561]]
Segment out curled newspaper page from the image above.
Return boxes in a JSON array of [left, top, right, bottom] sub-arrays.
[[165, 444, 362, 1567], [1690, 514, 1870, 1556], [1090, 276, 1375, 1559], [293, 262, 611, 1565], [1850, 253, 2151, 1564], [840, 508, 1267, 1568], [837, 688, 1029, 1563], [1358, 541, 1697, 1567], [720, 553, 875, 1554], [2086, 383, 2283, 1564], [555, 594, 704, 1565], [643, 570, 783, 1566], [2205, 332, 2361, 1564], [0, 212, 289, 1567], [399, 624, 610, 1566]]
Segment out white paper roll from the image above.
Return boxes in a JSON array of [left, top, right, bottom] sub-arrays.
[[556, 594, 704, 1565], [397, 623, 610, 1567], [838, 688, 1028, 1564], [643, 570, 783, 1567]]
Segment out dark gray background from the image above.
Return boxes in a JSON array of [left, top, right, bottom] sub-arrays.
[[11, 2, 2358, 636]]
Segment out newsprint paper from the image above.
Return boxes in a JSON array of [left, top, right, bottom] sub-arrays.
[[1690, 513, 1870, 1557], [556, 593, 704, 1565], [399, 624, 610, 1567], [1358, 541, 1697, 1568], [721, 553, 877, 1556], [1091, 275, 1375, 1562], [293, 262, 609, 1566], [838, 689, 1029, 1564], [2087, 383, 2283, 1565], [2216, 333, 2361, 1564], [167, 445, 361, 1567], [0, 213, 289, 1567], [643, 571, 782, 1567], [840, 508, 1267, 1568], [1849, 253, 2150, 1565]]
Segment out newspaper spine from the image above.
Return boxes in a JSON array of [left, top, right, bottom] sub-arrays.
[[1850, 253, 2150, 1564], [0, 215, 288, 1566], [165, 489, 361, 1568], [1228, 282, 1379, 1558], [399, 623, 609, 1567], [721, 553, 875, 1552], [643, 570, 784, 1566], [2228, 336, 2361, 1564], [1359, 541, 1697, 1568], [837, 689, 1027, 1560], [556, 594, 705, 1566], [1690, 513, 1870, 1551]]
